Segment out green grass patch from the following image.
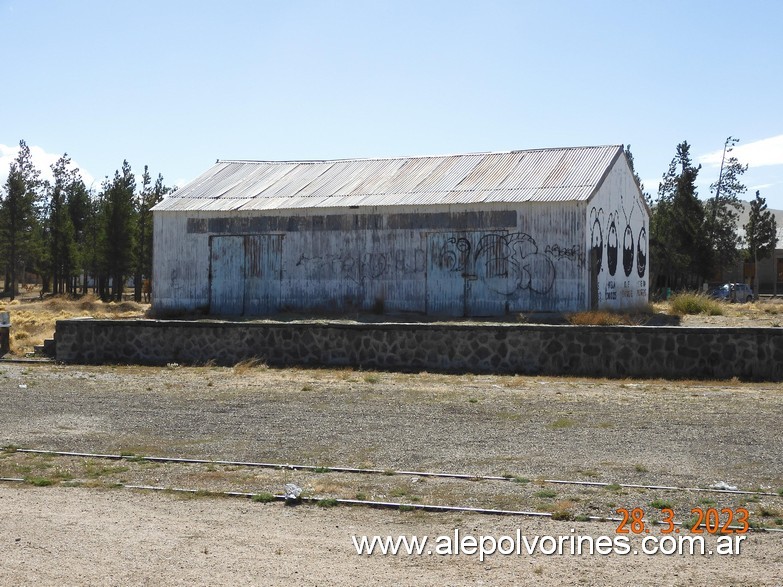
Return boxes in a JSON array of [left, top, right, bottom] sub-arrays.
[[550, 417, 576, 430], [317, 498, 339, 508], [84, 464, 130, 478], [649, 499, 673, 510], [577, 469, 600, 478], [534, 489, 557, 499], [251, 492, 276, 503], [25, 476, 54, 487]]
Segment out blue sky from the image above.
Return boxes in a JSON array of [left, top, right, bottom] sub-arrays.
[[1, 0, 782, 209]]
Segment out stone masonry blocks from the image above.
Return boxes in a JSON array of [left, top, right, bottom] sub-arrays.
[[54, 319, 783, 381]]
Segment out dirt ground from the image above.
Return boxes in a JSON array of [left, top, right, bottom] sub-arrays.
[[1, 485, 781, 587], [1, 363, 782, 585]]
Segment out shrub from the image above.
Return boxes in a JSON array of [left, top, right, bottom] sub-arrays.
[[669, 292, 724, 316]]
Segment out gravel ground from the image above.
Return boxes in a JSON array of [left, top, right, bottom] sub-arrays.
[[1, 362, 782, 584]]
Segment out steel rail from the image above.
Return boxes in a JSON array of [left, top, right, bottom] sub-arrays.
[[7, 447, 781, 497]]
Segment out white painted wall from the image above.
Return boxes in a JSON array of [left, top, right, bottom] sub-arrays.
[[586, 155, 650, 310]]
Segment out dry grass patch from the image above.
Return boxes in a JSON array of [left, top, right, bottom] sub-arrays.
[[232, 358, 269, 374], [567, 304, 655, 326], [1, 294, 147, 355], [567, 310, 627, 326]]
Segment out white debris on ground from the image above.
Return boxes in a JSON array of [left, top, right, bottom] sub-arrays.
[[284, 483, 302, 502], [709, 481, 738, 491]]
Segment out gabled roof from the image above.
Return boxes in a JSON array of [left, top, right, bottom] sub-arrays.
[[153, 145, 624, 212]]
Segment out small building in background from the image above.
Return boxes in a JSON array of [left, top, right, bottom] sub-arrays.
[[719, 203, 783, 295], [151, 145, 649, 317]]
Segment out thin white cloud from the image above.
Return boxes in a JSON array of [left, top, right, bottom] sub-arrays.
[[0, 143, 95, 189], [699, 134, 783, 168]]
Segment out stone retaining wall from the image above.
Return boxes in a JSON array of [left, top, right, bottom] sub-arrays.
[[54, 319, 783, 380]]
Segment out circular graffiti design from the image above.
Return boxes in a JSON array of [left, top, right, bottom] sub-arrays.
[[637, 226, 647, 278]]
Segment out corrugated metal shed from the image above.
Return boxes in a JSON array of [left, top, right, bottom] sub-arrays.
[[153, 145, 623, 212]]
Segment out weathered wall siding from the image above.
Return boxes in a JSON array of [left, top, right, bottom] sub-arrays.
[[153, 214, 211, 313], [516, 202, 585, 312], [55, 319, 783, 381], [588, 157, 649, 309], [153, 201, 590, 316]]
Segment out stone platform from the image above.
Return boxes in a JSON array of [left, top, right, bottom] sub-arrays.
[[54, 318, 783, 381]]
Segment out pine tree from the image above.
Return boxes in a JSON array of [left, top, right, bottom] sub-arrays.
[[66, 176, 91, 293], [624, 145, 647, 197], [0, 140, 42, 299], [744, 190, 777, 296], [133, 169, 169, 301], [703, 137, 746, 277], [99, 160, 137, 300], [45, 155, 79, 294], [649, 141, 710, 290]]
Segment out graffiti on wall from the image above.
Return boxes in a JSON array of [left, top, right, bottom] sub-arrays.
[[544, 243, 582, 262], [590, 207, 604, 276], [607, 212, 619, 276], [636, 227, 647, 278], [590, 197, 648, 282], [436, 232, 559, 296], [589, 192, 648, 305], [437, 237, 472, 273], [620, 197, 638, 278]]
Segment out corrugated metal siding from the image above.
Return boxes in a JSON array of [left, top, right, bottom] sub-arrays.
[[153, 146, 622, 212], [153, 200, 596, 316]]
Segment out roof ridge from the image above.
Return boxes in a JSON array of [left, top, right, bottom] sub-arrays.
[[216, 144, 623, 166]]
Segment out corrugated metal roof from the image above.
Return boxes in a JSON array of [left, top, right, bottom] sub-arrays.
[[153, 145, 623, 212]]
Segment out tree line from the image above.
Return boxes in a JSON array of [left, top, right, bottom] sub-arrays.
[[0, 139, 174, 301], [629, 139, 778, 294], [2, 138, 778, 303]]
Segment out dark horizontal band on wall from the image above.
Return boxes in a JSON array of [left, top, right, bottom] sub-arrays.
[[186, 210, 518, 234]]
